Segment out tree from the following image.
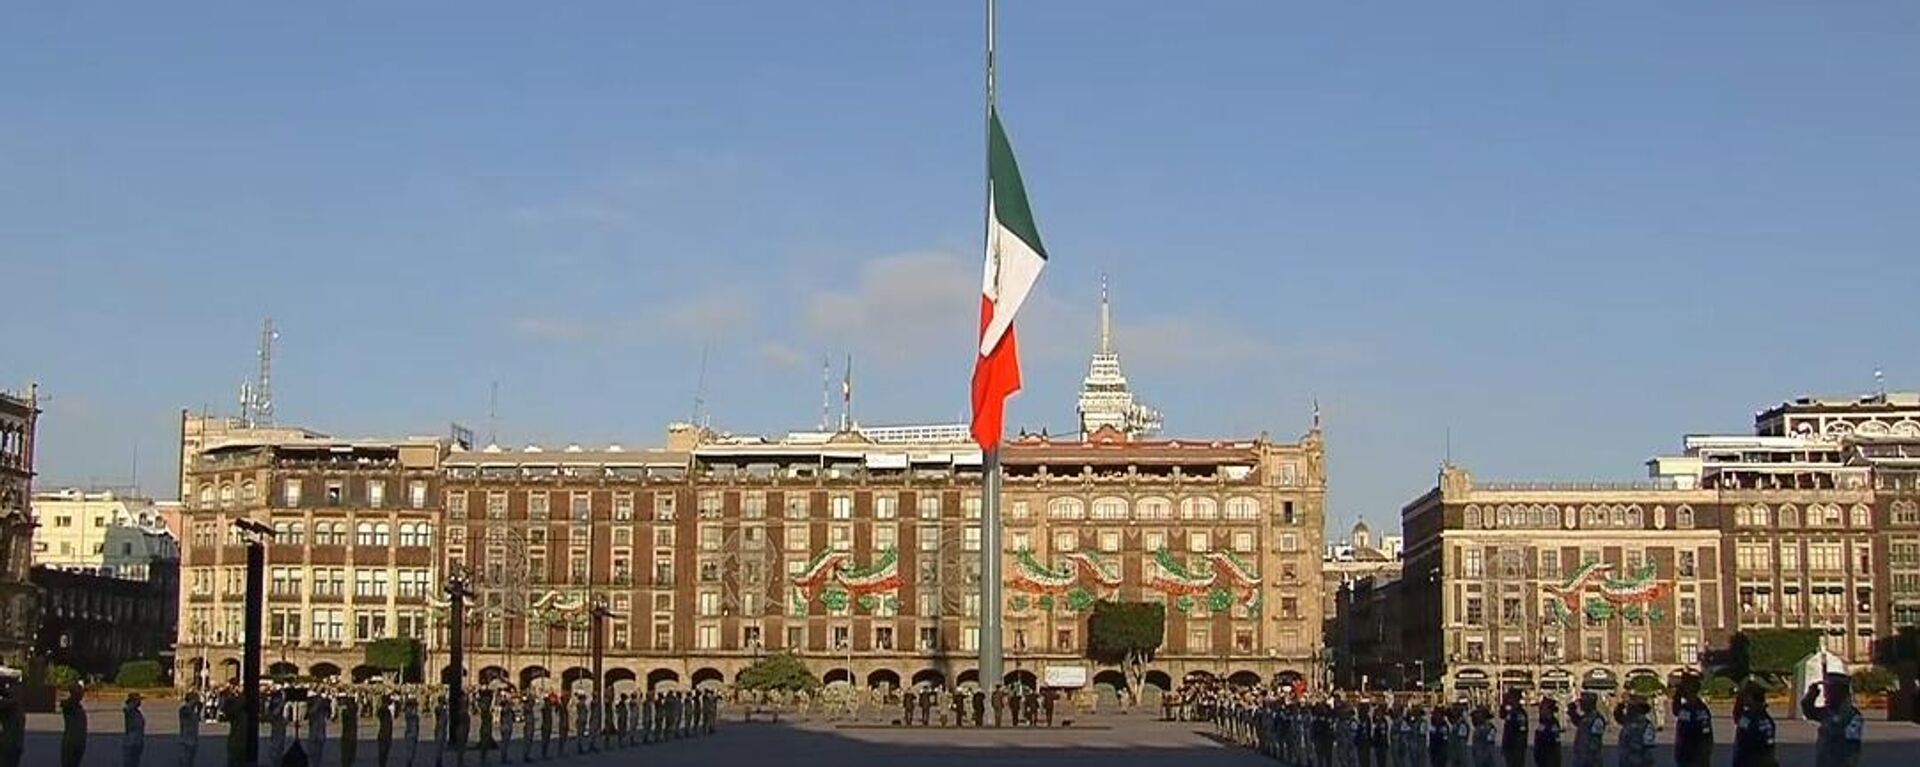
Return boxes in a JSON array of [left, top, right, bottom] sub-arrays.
[[1702, 675, 1737, 699], [736, 652, 818, 692], [1087, 600, 1166, 705], [365, 638, 425, 682], [114, 660, 164, 689], [1627, 675, 1666, 697], [47, 664, 80, 688], [1726, 629, 1821, 686], [1851, 666, 1896, 695]]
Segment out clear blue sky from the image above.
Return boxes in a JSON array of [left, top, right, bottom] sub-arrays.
[[5, 3, 1918, 531]]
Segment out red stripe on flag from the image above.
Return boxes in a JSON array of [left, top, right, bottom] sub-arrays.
[[971, 295, 1022, 451]]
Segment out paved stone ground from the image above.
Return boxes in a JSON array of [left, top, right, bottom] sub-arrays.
[[13, 708, 1920, 766]]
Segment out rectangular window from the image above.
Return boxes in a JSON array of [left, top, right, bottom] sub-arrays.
[[653, 493, 675, 521], [785, 526, 809, 552], [874, 494, 898, 520], [571, 492, 592, 520], [918, 526, 940, 552], [615, 494, 635, 521], [283, 479, 303, 507], [367, 481, 386, 508], [784, 494, 808, 520], [963, 526, 981, 551], [918, 495, 941, 519], [1678, 550, 1697, 577], [1464, 549, 1485, 578], [408, 481, 428, 509], [873, 524, 897, 551], [529, 492, 549, 519], [1232, 531, 1254, 553], [487, 492, 508, 519], [1541, 549, 1561, 579], [743, 492, 766, 519], [1187, 627, 1210, 653], [1187, 531, 1209, 552], [963, 496, 983, 520], [1054, 531, 1078, 552], [830, 495, 853, 519], [698, 491, 722, 519], [700, 525, 722, 551], [1099, 530, 1122, 552]]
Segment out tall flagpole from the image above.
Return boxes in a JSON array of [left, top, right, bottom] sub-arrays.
[[978, 0, 1006, 694]]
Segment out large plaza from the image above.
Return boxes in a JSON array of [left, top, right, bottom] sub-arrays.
[[11, 703, 1920, 767]]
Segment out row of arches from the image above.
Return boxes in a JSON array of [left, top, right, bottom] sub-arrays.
[[230, 658, 1289, 693]]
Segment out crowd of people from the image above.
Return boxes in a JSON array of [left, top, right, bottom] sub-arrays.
[[1193, 671, 1867, 767]]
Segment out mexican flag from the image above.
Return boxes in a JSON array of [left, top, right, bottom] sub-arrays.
[[971, 107, 1047, 451]]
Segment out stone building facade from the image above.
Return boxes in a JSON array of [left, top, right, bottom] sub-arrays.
[[175, 416, 1328, 696], [0, 387, 40, 670], [174, 435, 446, 686], [1402, 392, 1920, 698]]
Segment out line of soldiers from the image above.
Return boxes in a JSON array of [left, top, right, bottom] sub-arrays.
[[1209, 671, 1864, 767], [433, 687, 722, 766], [0, 676, 723, 767], [895, 686, 1059, 727]]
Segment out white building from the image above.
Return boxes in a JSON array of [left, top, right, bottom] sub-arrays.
[[1075, 278, 1162, 440], [30, 488, 179, 580]]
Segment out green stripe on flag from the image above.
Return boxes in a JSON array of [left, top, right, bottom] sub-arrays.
[[990, 108, 1048, 261]]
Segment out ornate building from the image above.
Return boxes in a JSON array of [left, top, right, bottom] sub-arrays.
[[0, 386, 40, 671], [1402, 392, 1920, 698], [174, 434, 447, 686], [175, 414, 1328, 696], [1075, 278, 1162, 439]]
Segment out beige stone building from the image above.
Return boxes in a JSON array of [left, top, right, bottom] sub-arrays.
[[174, 433, 447, 686]]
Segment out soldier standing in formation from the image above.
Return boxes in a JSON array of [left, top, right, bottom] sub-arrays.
[[1732, 683, 1776, 767], [499, 693, 517, 765], [431, 696, 449, 767], [1569, 693, 1604, 767], [1802, 672, 1864, 767], [0, 674, 21, 767], [972, 689, 986, 727], [376, 694, 395, 767], [520, 694, 536, 762], [402, 696, 422, 767], [176, 692, 201, 767], [1616, 697, 1656, 767], [1499, 691, 1528, 767], [121, 692, 145, 767], [1671, 678, 1713, 767], [1532, 697, 1563, 767], [574, 693, 590, 754], [1428, 705, 1449, 767], [1471, 707, 1498, 767], [309, 689, 334, 767], [59, 684, 87, 767], [342, 692, 361, 767]]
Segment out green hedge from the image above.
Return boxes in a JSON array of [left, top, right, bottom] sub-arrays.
[[115, 660, 165, 689]]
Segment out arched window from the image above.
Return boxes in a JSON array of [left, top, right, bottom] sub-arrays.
[[219, 485, 235, 507], [284, 521, 305, 545], [1090, 497, 1128, 520], [1894, 501, 1920, 526], [1849, 504, 1870, 528], [1496, 505, 1512, 527], [374, 522, 392, 546], [1047, 498, 1084, 520], [241, 482, 257, 504], [1225, 497, 1261, 520], [1676, 505, 1695, 529], [1607, 506, 1625, 528], [1626, 505, 1643, 528], [356, 522, 376, 547], [1464, 505, 1482, 529], [1180, 497, 1218, 520], [1137, 497, 1173, 521], [198, 485, 213, 508], [1774, 505, 1794, 528]]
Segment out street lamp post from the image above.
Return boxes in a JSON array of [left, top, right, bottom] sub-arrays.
[[445, 567, 475, 754], [588, 597, 612, 749], [231, 518, 274, 767]]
